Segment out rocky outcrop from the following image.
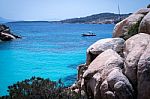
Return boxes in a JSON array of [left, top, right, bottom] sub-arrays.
[[113, 13, 144, 39], [0, 24, 20, 41], [73, 4, 150, 99], [76, 33, 150, 99], [113, 7, 150, 40]]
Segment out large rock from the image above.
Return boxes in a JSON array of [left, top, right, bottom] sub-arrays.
[[86, 38, 125, 65], [0, 24, 20, 41], [124, 33, 150, 90], [83, 49, 124, 99], [113, 13, 144, 38], [106, 67, 134, 99], [0, 32, 16, 41], [83, 49, 123, 79], [139, 12, 150, 34], [138, 42, 150, 99]]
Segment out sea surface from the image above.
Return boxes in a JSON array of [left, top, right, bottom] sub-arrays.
[[0, 22, 114, 95]]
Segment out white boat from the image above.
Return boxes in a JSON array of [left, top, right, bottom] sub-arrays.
[[82, 32, 96, 36]]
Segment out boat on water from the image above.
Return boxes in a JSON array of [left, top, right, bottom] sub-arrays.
[[82, 32, 96, 36]]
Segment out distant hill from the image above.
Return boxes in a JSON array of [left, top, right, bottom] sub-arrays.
[[6, 13, 131, 24], [55, 13, 131, 24], [0, 17, 13, 23]]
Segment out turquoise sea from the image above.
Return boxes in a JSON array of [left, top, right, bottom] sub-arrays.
[[0, 22, 114, 95]]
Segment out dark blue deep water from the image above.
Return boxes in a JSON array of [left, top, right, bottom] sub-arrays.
[[0, 22, 114, 95]]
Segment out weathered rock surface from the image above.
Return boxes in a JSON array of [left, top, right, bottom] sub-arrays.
[[113, 13, 144, 38], [106, 67, 134, 99], [122, 33, 150, 99], [84, 49, 124, 79], [86, 38, 125, 65], [99, 68, 134, 99], [0, 24, 20, 41], [113, 7, 150, 40], [83, 49, 124, 99], [138, 42, 150, 99], [124, 33, 150, 89], [139, 12, 150, 34]]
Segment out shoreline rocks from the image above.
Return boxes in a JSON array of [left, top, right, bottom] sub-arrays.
[[73, 4, 150, 99], [0, 24, 21, 41]]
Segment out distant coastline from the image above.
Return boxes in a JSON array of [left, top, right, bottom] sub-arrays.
[[51, 13, 131, 24], [6, 12, 131, 24]]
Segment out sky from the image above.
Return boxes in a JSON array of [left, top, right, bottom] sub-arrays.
[[0, 0, 149, 21]]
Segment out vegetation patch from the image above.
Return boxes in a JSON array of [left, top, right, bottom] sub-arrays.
[[0, 77, 85, 99], [123, 21, 140, 40]]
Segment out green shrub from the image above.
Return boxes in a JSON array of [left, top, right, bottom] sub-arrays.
[[123, 21, 140, 40], [0, 77, 85, 99]]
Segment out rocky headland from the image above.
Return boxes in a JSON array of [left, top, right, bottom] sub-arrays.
[[0, 24, 20, 41], [71, 4, 150, 99]]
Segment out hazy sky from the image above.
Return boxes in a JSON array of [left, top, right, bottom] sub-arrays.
[[1, 0, 149, 21]]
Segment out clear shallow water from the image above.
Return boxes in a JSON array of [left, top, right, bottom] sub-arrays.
[[0, 22, 114, 95]]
